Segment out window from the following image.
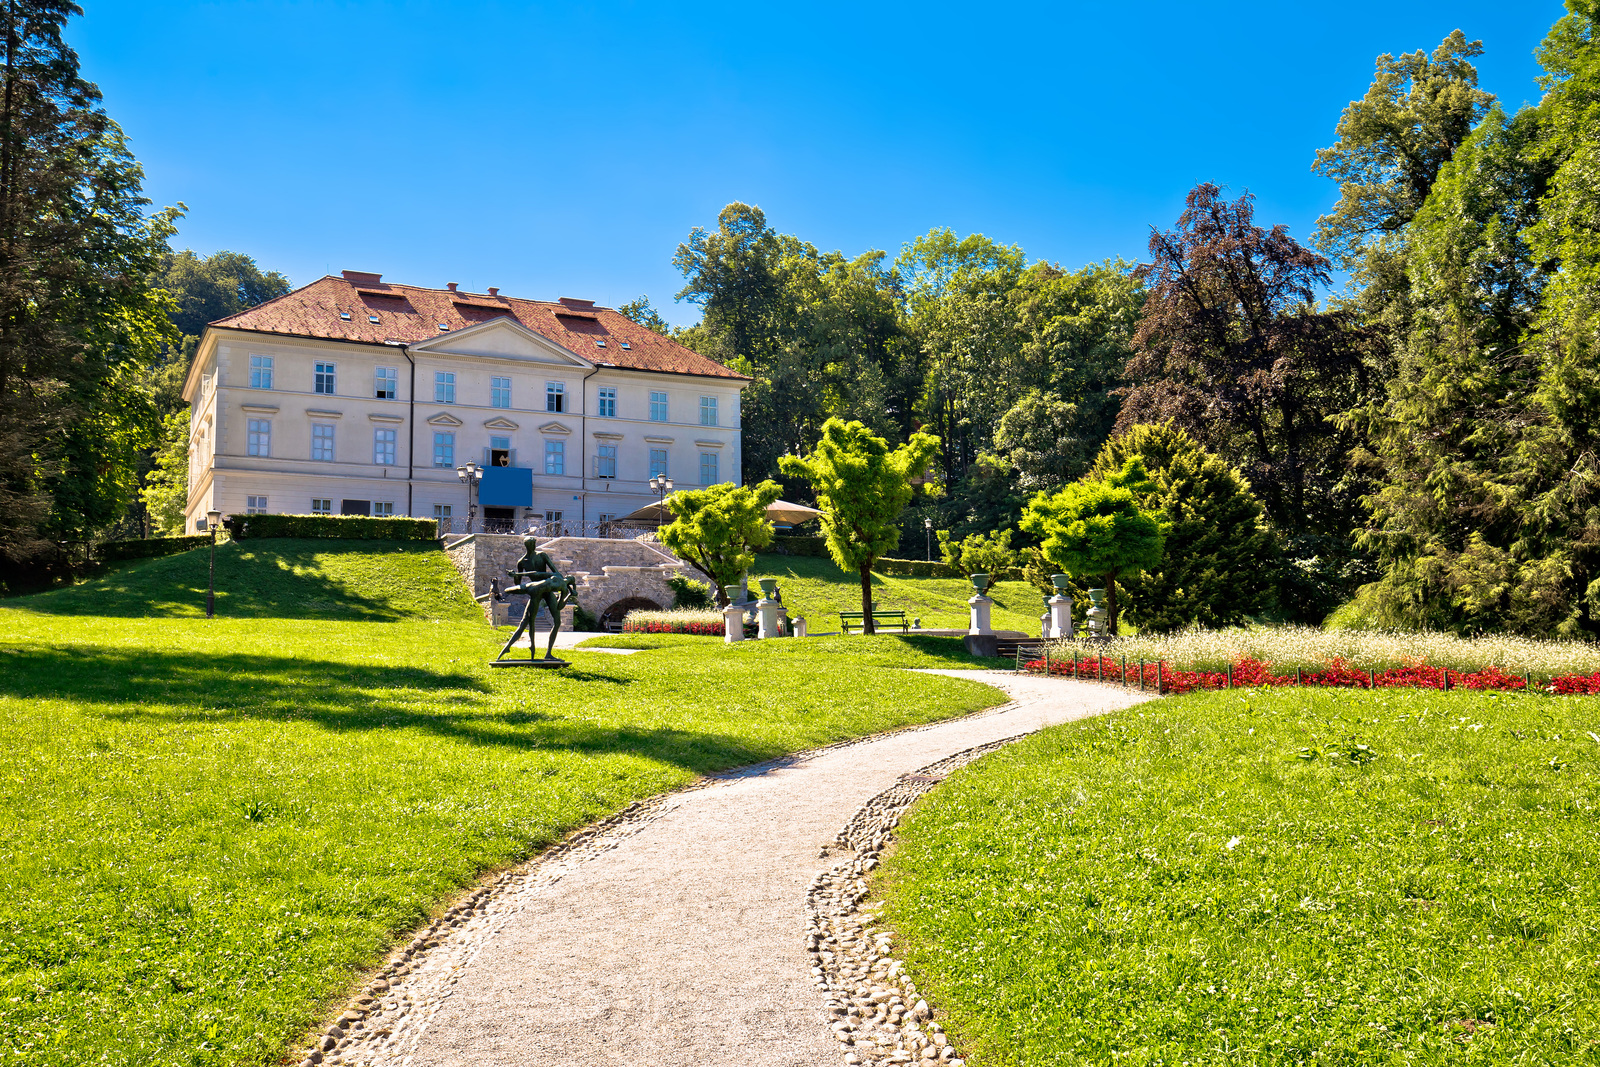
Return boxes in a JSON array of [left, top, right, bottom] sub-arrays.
[[491, 377, 511, 408], [544, 509, 563, 525], [433, 503, 452, 529], [374, 428, 396, 465], [246, 495, 268, 514], [372, 501, 394, 517], [433, 431, 455, 468], [312, 423, 335, 462], [247, 419, 271, 457], [434, 372, 456, 404], [597, 387, 616, 418], [375, 366, 398, 400], [545, 439, 565, 475], [700, 396, 718, 426], [649, 391, 668, 422], [595, 443, 617, 478], [314, 362, 336, 395], [700, 451, 719, 484], [649, 448, 668, 478], [489, 435, 511, 467], [311, 498, 333, 515], [249, 354, 273, 389], [546, 381, 565, 413]]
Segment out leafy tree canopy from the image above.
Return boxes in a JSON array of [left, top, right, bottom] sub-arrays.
[[779, 418, 939, 632], [935, 527, 1018, 579], [617, 295, 670, 336], [657, 480, 782, 608]]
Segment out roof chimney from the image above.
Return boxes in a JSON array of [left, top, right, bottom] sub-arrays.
[[446, 282, 458, 292], [341, 270, 383, 286], [487, 287, 500, 297]]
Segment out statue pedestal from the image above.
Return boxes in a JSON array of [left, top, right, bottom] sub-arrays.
[[968, 594, 993, 635], [723, 602, 746, 644], [757, 597, 781, 639], [1047, 595, 1074, 639]]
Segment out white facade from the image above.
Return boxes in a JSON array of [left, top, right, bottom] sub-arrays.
[[181, 316, 747, 533]]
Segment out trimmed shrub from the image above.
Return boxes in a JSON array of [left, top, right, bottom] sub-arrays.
[[667, 574, 713, 609], [223, 513, 438, 541], [764, 534, 827, 558], [98, 535, 211, 562], [873, 557, 959, 579]]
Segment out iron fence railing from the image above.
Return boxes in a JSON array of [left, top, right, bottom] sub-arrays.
[[437, 518, 661, 541]]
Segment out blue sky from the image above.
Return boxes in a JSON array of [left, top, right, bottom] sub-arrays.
[[78, 1, 1562, 327]]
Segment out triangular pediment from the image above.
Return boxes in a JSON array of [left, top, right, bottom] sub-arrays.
[[483, 417, 520, 431], [426, 411, 463, 427], [408, 317, 592, 368], [538, 421, 572, 435]]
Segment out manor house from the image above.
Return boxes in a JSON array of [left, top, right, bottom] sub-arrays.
[[180, 271, 749, 534]]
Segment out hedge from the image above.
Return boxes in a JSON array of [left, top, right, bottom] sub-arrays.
[[98, 535, 212, 562], [873, 557, 959, 579], [764, 534, 827, 558], [222, 513, 439, 541]]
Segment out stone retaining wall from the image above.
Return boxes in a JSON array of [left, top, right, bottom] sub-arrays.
[[442, 533, 685, 630]]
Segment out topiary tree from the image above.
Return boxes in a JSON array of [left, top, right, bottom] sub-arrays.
[[657, 480, 783, 607], [1089, 422, 1278, 632], [1020, 458, 1166, 633], [936, 528, 1018, 579], [780, 418, 941, 634]]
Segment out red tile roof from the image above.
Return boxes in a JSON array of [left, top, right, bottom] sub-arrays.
[[209, 273, 749, 381]]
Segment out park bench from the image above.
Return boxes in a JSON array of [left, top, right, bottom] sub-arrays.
[[839, 610, 909, 634]]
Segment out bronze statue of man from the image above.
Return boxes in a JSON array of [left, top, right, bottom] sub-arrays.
[[495, 535, 576, 663]]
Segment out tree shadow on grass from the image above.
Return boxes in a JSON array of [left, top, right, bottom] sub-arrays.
[[0, 644, 788, 775], [10, 540, 450, 620]]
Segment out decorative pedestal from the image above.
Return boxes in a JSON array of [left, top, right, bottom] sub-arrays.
[[758, 597, 781, 639], [723, 602, 746, 644], [1047, 595, 1074, 639], [968, 594, 994, 635], [1085, 587, 1109, 641], [794, 616, 807, 638]]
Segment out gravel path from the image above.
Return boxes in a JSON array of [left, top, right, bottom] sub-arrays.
[[327, 672, 1149, 1067]]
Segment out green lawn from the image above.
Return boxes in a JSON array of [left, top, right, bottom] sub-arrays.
[[0, 540, 1006, 1067], [878, 686, 1600, 1065], [751, 553, 1044, 633]]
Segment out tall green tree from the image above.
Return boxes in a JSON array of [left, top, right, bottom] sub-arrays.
[[779, 418, 939, 633], [0, 0, 180, 564], [1020, 458, 1167, 634], [1089, 423, 1277, 631], [657, 480, 782, 607], [617, 295, 670, 336]]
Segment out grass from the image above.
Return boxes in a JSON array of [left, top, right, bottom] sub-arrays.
[[751, 553, 1043, 633], [877, 685, 1600, 1065], [0, 540, 1007, 1067], [578, 631, 1014, 668], [1063, 625, 1600, 676]]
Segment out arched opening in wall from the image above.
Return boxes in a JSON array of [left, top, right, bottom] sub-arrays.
[[601, 596, 661, 632]]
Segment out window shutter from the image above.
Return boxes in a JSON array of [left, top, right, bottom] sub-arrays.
[[508, 449, 517, 468], [482, 447, 490, 466]]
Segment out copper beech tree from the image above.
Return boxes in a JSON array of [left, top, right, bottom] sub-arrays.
[[1118, 183, 1380, 541]]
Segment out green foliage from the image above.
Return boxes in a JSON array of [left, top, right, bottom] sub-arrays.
[[1312, 30, 1498, 264], [1090, 423, 1277, 632], [656, 480, 782, 606], [1020, 460, 1166, 631], [138, 409, 191, 535], [750, 553, 1041, 633], [763, 534, 828, 558], [881, 686, 1600, 1063], [571, 603, 601, 631], [224, 513, 437, 541], [0, 592, 1002, 1066], [872, 557, 960, 579], [616, 295, 670, 336], [779, 419, 940, 632], [666, 573, 712, 609], [934, 528, 1018, 578], [0, 3, 183, 563], [97, 534, 210, 563]]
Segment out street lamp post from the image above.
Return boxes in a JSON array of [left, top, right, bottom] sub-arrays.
[[649, 473, 674, 524], [924, 517, 933, 562], [205, 509, 222, 618], [456, 462, 482, 533]]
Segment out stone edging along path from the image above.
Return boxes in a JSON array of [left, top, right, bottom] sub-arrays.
[[293, 672, 1148, 1067]]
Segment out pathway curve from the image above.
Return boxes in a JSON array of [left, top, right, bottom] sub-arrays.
[[331, 672, 1150, 1067]]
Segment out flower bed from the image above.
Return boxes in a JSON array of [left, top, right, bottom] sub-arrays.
[[622, 608, 758, 638], [1016, 651, 1600, 694]]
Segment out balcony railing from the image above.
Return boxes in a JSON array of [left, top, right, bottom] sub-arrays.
[[437, 517, 660, 540]]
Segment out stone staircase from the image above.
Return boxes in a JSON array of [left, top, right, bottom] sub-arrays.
[[442, 533, 685, 630]]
